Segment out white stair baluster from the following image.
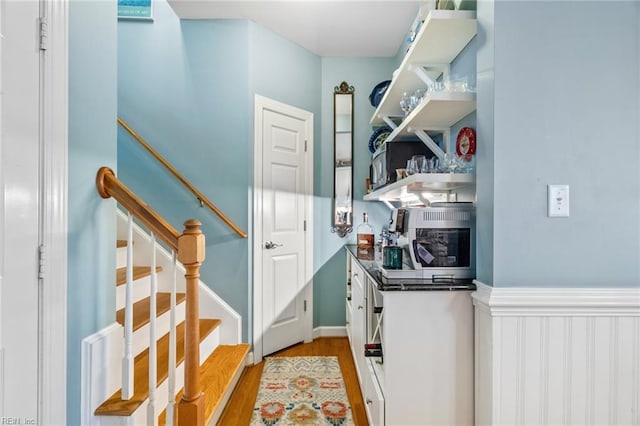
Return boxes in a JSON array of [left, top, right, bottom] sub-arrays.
[[122, 212, 134, 400], [166, 252, 178, 426], [122, 213, 134, 400], [147, 232, 158, 426]]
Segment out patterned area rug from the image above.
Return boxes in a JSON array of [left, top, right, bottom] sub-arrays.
[[251, 356, 355, 426]]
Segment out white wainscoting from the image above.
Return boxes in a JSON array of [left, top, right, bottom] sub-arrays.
[[473, 282, 640, 426]]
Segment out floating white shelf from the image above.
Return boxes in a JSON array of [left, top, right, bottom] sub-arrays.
[[364, 173, 475, 202], [370, 10, 477, 127], [386, 91, 476, 141]]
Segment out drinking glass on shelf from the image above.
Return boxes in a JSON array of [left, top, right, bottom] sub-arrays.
[[406, 158, 417, 175], [427, 157, 438, 173], [443, 153, 462, 173], [412, 155, 427, 174], [409, 89, 423, 111], [429, 81, 444, 93]]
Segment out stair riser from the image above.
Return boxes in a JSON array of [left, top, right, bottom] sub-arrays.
[[115, 276, 155, 310], [130, 302, 186, 358], [116, 246, 127, 269], [94, 327, 221, 426], [116, 217, 185, 294]]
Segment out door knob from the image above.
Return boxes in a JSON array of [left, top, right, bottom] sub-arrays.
[[264, 241, 283, 250]]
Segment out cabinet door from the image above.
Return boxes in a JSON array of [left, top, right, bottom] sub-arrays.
[[346, 253, 353, 344], [345, 298, 352, 343], [364, 359, 385, 426], [350, 261, 366, 383]]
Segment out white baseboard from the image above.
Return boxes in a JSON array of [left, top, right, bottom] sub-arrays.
[[246, 351, 255, 366], [472, 281, 640, 426], [312, 326, 347, 339]]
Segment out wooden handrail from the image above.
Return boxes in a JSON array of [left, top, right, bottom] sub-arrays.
[[117, 117, 248, 239], [96, 166, 206, 425], [96, 167, 180, 249]]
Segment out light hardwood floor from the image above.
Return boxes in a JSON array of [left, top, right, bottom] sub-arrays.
[[217, 337, 368, 425]]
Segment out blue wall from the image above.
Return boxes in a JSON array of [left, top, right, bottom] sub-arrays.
[[118, 4, 252, 338], [315, 57, 396, 327], [67, 1, 118, 424], [118, 0, 362, 340], [478, 0, 640, 287]]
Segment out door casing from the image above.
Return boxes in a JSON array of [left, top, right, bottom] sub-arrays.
[[0, 0, 68, 422], [252, 94, 313, 363]]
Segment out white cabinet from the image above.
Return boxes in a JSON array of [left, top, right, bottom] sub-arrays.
[[346, 247, 474, 425], [348, 257, 367, 385], [364, 359, 385, 426]]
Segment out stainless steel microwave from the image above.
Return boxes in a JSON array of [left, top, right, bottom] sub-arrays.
[[370, 141, 434, 189]]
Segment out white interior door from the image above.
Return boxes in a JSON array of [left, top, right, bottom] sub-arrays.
[[0, 0, 41, 420], [254, 96, 313, 358]]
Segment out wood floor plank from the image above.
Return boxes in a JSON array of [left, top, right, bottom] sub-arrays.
[[116, 265, 163, 286], [217, 337, 368, 426], [95, 318, 220, 416], [115, 292, 186, 332]]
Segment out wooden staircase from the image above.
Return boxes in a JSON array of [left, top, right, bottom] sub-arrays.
[[91, 168, 250, 426]]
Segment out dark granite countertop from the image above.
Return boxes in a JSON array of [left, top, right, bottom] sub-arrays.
[[345, 245, 476, 292]]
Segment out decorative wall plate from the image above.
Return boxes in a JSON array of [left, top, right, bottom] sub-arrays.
[[368, 126, 392, 153], [456, 127, 476, 159]]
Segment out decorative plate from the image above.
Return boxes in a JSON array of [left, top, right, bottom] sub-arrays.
[[368, 126, 392, 153], [369, 80, 391, 107], [456, 127, 476, 159]]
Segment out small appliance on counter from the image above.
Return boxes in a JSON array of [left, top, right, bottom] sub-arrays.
[[379, 203, 476, 281]]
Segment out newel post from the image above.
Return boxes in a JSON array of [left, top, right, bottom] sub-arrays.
[[177, 219, 205, 426]]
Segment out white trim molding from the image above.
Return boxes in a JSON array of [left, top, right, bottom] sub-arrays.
[[472, 281, 640, 426], [40, 0, 68, 424], [312, 326, 347, 339]]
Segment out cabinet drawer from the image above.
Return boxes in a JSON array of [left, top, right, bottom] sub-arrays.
[[350, 259, 364, 287], [364, 359, 385, 426]]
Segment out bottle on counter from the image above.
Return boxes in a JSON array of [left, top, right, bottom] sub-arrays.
[[356, 212, 375, 248], [382, 236, 403, 269]]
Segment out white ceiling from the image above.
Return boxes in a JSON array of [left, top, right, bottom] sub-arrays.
[[167, 0, 422, 57]]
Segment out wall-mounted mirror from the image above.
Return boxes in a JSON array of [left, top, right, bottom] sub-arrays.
[[331, 81, 354, 237]]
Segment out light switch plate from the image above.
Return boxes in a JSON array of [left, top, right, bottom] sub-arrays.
[[548, 184, 570, 217]]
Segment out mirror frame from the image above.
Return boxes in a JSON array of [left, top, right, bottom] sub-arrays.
[[331, 81, 354, 237]]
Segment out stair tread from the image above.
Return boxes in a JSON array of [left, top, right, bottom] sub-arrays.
[[117, 240, 127, 248], [158, 343, 251, 426], [116, 292, 186, 332], [116, 266, 163, 287], [95, 318, 221, 417]]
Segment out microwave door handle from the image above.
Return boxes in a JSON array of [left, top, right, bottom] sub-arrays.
[[432, 274, 455, 284]]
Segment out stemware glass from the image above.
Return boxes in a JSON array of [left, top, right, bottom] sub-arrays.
[[400, 92, 412, 116]]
